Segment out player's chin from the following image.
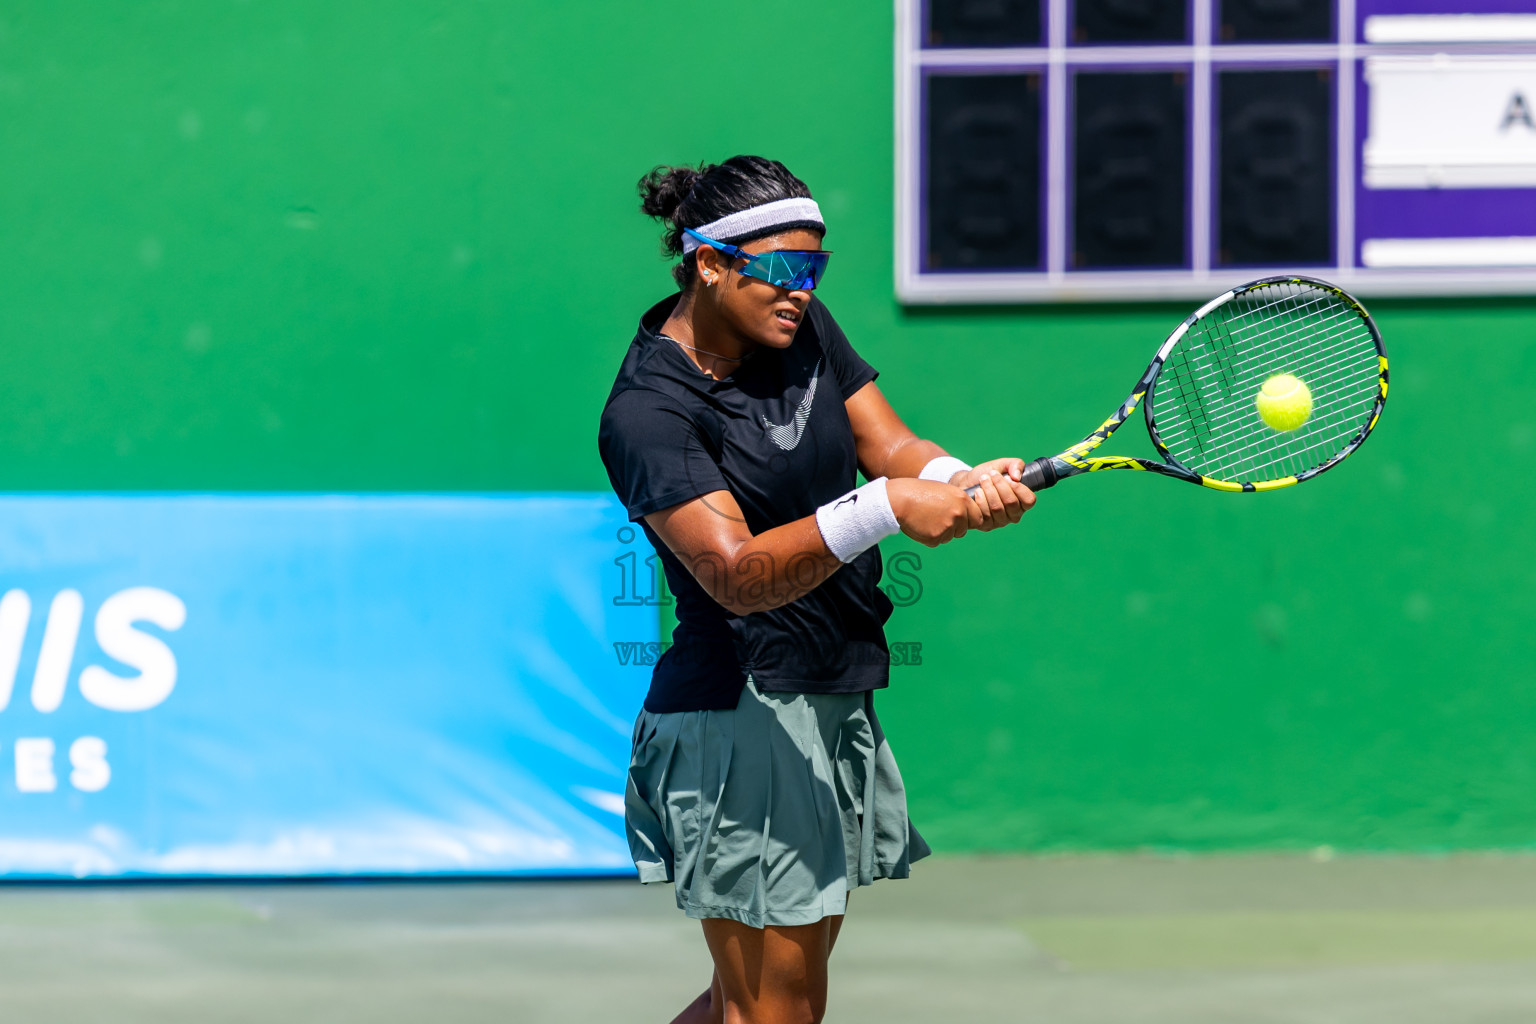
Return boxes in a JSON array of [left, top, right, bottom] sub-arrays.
[[754, 310, 801, 347]]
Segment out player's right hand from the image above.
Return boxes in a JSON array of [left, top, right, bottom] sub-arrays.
[[887, 478, 985, 547], [954, 461, 1037, 531]]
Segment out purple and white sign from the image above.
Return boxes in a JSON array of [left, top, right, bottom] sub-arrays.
[[898, 0, 1536, 302]]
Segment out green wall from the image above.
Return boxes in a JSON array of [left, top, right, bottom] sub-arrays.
[[3, 2, 1533, 852]]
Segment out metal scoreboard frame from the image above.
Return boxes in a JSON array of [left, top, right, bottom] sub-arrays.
[[895, 0, 1536, 303]]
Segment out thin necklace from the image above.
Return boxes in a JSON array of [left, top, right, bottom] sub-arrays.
[[659, 332, 753, 364]]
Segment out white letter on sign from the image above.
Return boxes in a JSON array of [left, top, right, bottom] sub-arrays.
[[79, 588, 187, 712], [15, 737, 56, 792], [69, 737, 110, 793], [31, 590, 84, 713], [0, 590, 31, 712]]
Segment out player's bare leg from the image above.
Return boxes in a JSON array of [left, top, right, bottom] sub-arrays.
[[670, 893, 849, 1022], [695, 908, 847, 1024], [669, 970, 725, 1024]]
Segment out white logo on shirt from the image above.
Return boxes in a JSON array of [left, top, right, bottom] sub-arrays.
[[761, 360, 821, 451]]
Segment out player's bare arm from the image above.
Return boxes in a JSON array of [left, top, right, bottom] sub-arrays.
[[844, 379, 1036, 531], [645, 477, 985, 615]]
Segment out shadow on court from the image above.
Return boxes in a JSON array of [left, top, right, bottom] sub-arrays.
[[2, 854, 1535, 1023]]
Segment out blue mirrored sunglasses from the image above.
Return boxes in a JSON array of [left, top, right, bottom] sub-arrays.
[[684, 228, 832, 291]]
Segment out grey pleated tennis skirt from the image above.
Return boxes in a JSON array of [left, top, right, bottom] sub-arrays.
[[625, 676, 930, 929]]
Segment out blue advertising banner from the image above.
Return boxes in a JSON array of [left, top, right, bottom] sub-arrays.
[[0, 495, 656, 878]]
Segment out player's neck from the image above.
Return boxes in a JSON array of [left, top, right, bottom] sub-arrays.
[[661, 292, 754, 378]]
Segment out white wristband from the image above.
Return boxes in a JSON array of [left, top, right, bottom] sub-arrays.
[[918, 456, 972, 484], [815, 477, 901, 563]]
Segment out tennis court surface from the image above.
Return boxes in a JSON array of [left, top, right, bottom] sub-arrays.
[[4, 852, 1534, 1023]]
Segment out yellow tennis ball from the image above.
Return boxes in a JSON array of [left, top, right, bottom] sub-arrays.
[[1256, 374, 1313, 431]]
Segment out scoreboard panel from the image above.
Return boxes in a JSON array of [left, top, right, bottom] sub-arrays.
[[896, 0, 1536, 302]]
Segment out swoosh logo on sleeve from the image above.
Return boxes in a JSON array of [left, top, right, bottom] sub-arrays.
[[760, 359, 821, 451]]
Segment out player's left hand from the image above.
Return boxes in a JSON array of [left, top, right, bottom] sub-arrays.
[[950, 458, 1036, 531]]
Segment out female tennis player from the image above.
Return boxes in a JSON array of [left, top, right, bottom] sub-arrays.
[[598, 155, 1035, 1024]]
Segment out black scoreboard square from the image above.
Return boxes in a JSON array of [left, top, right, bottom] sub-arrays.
[[927, 0, 1043, 47], [900, 0, 1536, 302], [1220, 0, 1334, 42], [1217, 68, 1333, 266], [924, 73, 1043, 271], [1072, 71, 1187, 269], [1074, 0, 1188, 44]]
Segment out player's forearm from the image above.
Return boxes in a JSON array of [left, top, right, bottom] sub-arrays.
[[863, 435, 953, 481], [685, 517, 843, 616]]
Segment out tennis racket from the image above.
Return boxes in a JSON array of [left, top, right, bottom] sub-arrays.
[[968, 276, 1388, 497]]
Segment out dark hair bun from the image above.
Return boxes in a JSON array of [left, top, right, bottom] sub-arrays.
[[638, 165, 700, 222], [637, 156, 815, 287]]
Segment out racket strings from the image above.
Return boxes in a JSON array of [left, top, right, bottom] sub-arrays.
[[1151, 281, 1381, 483], [1152, 289, 1341, 451], [1156, 327, 1378, 455], [1175, 299, 1376, 479], [1162, 362, 1378, 457], [1212, 293, 1380, 456], [1171, 289, 1378, 479]]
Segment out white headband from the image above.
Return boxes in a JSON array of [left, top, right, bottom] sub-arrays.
[[680, 197, 825, 254]]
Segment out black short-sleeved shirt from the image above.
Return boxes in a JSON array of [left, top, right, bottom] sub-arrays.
[[598, 294, 893, 713]]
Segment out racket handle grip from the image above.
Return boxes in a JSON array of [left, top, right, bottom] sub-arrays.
[[963, 458, 1057, 499]]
